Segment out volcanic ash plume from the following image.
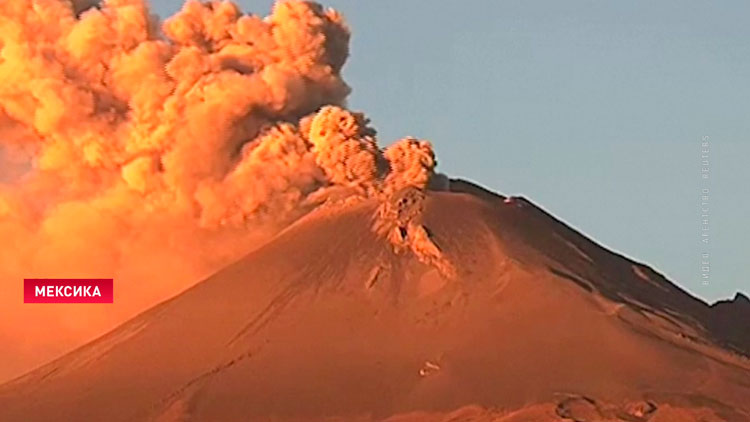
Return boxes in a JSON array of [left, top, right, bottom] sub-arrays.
[[0, 0, 439, 381]]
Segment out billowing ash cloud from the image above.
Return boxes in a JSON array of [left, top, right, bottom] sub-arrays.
[[0, 0, 438, 381]]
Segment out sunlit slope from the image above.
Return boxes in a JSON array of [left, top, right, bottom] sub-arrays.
[[1, 182, 748, 422]]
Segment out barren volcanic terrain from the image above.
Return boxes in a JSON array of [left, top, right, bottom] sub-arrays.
[[1, 181, 748, 422]]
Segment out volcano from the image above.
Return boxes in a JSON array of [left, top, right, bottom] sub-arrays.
[[1, 181, 748, 422]]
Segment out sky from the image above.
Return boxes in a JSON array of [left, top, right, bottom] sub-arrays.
[[152, 0, 749, 303]]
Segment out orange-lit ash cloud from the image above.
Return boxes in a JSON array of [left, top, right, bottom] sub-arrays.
[[0, 0, 438, 382]]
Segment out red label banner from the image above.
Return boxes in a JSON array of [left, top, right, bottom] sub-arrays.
[[24, 279, 114, 303]]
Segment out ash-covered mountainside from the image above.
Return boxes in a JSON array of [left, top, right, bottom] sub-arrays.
[[1, 180, 748, 422]]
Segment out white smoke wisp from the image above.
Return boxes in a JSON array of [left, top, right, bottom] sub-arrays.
[[0, 0, 440, 382]]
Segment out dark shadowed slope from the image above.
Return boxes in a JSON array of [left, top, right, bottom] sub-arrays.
[[1, 180, 749, 422]]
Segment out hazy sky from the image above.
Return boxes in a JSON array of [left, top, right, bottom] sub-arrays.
[[153, 0, 749, 302]]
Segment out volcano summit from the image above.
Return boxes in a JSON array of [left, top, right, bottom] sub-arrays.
[[1, 180, 749, 422]]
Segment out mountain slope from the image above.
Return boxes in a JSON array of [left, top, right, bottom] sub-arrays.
[[1, 181, 748, 422]]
